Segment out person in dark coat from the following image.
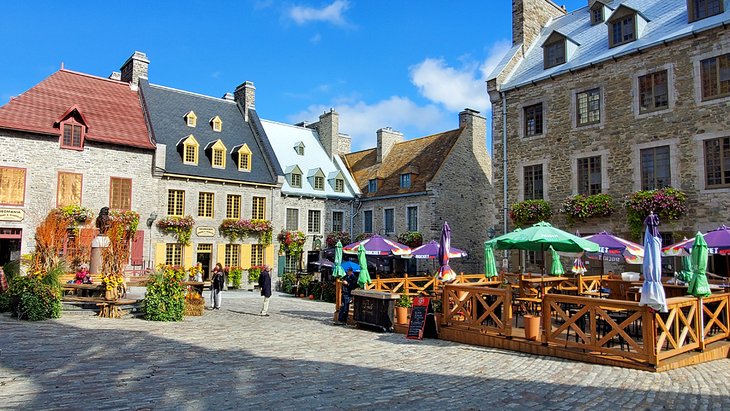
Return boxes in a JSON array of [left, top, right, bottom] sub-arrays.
[[336, 268, 358, 324], [258, 267, 272, 316], [210, 263, 224, 309]]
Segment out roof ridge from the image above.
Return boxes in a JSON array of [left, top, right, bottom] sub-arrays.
[[393, 127, 461, 146], [260, 118, 317, 132], [58, 68, 131, 87], [148, 83, 238, 104]]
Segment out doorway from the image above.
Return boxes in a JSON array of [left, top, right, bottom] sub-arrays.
[[196, 243, 212, 280], [0, 228, 22, 267]]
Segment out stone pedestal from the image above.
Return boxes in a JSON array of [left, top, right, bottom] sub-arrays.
[[90, 235, 110, 275]]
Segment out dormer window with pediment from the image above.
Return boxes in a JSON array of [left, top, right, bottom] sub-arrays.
[[328, 171, 345, 192], [208, 139, 227, 169], [286, 165, 303, 188], [607, 6, 648, 48], [57, 106, 88, 150], [688, 0, 724, 22], [542, 31, 578, 70], [308, 168, 325, 191], [181, 135, 200, 165], [294, 142, 305, 156], [185, 111, 197, 127], [589, 1, 610, 25], [235, 144, 252, 172], [211, 116, 222, 132]]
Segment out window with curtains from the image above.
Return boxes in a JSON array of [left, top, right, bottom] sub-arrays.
[[57, 172, 82, 207], [0, 167, 26, 206]]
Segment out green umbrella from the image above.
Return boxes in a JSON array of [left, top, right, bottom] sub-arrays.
[[486, 222, 599, 253], [333, 241, 346, 279], [688, 232, 711, 297], [676, 254, 692, 283], [484, 242, 498, 278], [549, 246, 564, 276], [357, 244, 371, 288]]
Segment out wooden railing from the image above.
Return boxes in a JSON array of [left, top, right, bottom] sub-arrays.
[[442, 284, 512, 336], [655, 297, 700, 360], [364, 273, 495, 296], [701, 293, 730, 347]]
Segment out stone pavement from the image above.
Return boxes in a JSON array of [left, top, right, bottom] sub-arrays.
[[1, 291, 729, 411]]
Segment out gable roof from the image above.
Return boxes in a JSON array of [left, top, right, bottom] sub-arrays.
[[139, 80, 278, 185], [343, 129, 461, 198], [0, 69, 154, 149]]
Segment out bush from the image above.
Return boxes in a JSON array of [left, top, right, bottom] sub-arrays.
[[624, 187, 688, 240], [509, 199, 552, 228], [9, 276, 62, 321], [0, 292, 12, 313], [228, 267, 243, 289], [280, 272, 297, 294], [144, 267, 186, 321], [396, 293, 412, 308], [560, 193, 614, 221]]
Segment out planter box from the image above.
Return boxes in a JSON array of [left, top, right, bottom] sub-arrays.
[[352, 289, 399, 332]]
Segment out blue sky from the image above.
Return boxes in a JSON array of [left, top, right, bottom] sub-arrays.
[[1, 0, 586, 153]]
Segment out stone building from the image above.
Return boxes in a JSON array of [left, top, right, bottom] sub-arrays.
[[0, 66, 157, 268], [488, 0, 730, 274], [342, 109, 494, 274], [260, 110, 358, 275]]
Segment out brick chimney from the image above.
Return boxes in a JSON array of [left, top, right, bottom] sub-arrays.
[[308, 109, 339, 158], [120, 51, 149, 86], [376, 127, 403, 163], [512, 0, 566, 48], [234, 81, 256, 122]]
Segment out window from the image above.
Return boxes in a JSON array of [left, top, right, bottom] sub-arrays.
[[226, 194, 241, 219], [384, 208, 395, 234], [167, 190, 185, 216], [185, 111, 197, 127], [285, 254, 299, 272], [400, 174, 411, 189], [705, 137, 730, 188], [524, 103, 543, 137], [291, 173, 302, 188], [225, 244, 240, 268], [211, 116, 222, 132], [61, 122, 84, 149], [313, 176, 324, 190], [524, 164, 544, 200], [286, 208, 299, 230], [251, 244, 264, 266], [0, 167, 25, 206], [363, 210, 373, 233], [577, 156, 602, 195], [406, 206, 418, 231], [609, 15, 635, 47], [526, 250, 544, 268], [689, 0, 724, 22], [197, 243, 212, 253], [57, 172, 82, 207], [640, 146, 671, 190], [368, 179, 377, 193], [238, 144, 252, 172], [165, 243, 182, 266], [334, 178, 345, 192], [109, 177, 132, 211], [198, 192, 214, 218], [576, 88, 601, 126], [212, 148, 225, 168], [332, 211, 344, 233], [294, 143, 305, 155], [184, 144, 197, 165], [252, 196, 266, 220], [639, 70, 669, 113], [308, 210, 321, 233], [700, 53, 730, 101], [543, 41, 565, 69], [591, 5, 604, 24]]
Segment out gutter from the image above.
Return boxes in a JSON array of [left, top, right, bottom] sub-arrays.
[[501, 91, 508, 239], [161, 172, 278, 188], [357, 191, 428, 202]]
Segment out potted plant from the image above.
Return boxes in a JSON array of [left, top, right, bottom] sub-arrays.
[[397, 231, 423, 248], [509, 199, 552, 228], [559, 193, 614, 223], [431, 298, 443, 330], [624, 187, 688, 240], [395, 293, 412, 325]]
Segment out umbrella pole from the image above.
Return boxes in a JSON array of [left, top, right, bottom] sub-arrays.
[[599, 254, 604, 298]]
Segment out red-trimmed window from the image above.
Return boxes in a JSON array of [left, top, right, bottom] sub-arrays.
[[61, 120, 84, 150]]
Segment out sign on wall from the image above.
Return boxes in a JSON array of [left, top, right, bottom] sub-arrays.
[[196, 226, 216, 237], [0, 208, 24, 222]]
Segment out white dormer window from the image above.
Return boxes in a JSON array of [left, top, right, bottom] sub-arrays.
[[185, 111, 197, 127], [291, 172, 302, 188], [541, 31, 578, 70], [308, 168, 326, 191], [606, 6, 647, 49], [314, 176, 324, 190], [211, 116, 222, 132], [294, 142, 305, 156], [335, 178, 344, 192]]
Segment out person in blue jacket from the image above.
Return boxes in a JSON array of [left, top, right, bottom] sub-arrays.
[[336, 268, 358, 324]]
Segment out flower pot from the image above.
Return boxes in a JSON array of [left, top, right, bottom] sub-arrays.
[[395, 306, 409, 325], [523, 314, 540, 341]]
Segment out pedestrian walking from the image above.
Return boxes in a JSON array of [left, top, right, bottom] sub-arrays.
[[259, 266, 272, 316], [210, 263, 224, 309], [336, 268, 358, 325]]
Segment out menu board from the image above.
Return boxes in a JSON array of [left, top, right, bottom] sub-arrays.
[[406, 297, 435, 340]]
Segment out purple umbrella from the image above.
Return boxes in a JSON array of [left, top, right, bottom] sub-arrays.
[[663, 225, 730, 256], [583, 231, 645, 297], [342, 234, 411, 256], [436, 222, 457, 282], [410, 240, 467, 259]]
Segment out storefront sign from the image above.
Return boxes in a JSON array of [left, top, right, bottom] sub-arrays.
[[196, 226, 216, 237], [0, 208, 24, 222]]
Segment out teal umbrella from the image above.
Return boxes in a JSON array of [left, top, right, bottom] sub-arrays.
[[484, 242, 497, 278], [333, 241, 346, 279], [549, 246, 564, 276], [486, 222, 599, 253], [357, 244, 371, 288], [677, 254, 692, 283], [688, 232, 711, 298]]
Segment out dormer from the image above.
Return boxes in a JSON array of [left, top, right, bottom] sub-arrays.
[[589, 0, 611, 25], [179, 135, 200, 165], [328, 171, 346, 193], [233, 144, 252, 172], [184, 111, 197, 127], [368, 178, 378, 193], [285, 165, 303, 188], [542, 31, 579, 69], [606, 5, 649, 48], [207, 139, 227, 169], [294, 141, 305, 156], [55, 105, 89, 151], [308, 168, 326, 191], [688, 0, 724, 23], [210, 116, 222, 132]]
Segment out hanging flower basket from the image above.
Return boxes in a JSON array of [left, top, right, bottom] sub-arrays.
[[397, 231, 423, 248], [157, 216, 195, 245], [277, 230, 307, 255], [560, 193, 614, 222], [219, 219, 273, 245], [624, 187, 687, 240], [509, 199, 552, 228]]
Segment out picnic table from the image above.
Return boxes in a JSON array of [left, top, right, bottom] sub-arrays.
[[62, 283, 105, 298]]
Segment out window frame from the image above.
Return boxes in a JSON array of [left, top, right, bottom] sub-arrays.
[[334, 178, 345, 193], [576, 156, 602, 195], [290, 173, 302, 188], [523, 103, 544, 137], [224, 244, 241, 268], [543, 40, 566, 69], [700, 53, 730, 101], [185, 111, 197, 128], [591, 4, 605, 25], [332, 210, 344, 233], [406, 206, 418, 232], [165, 243, 183, 266], [251, 244, 264, 266], [109, 176, 132, 211], [286, 208, 299, 231], [198, 192, 214, 218], [384, 208, 395, 235], [363, 210, 373, 233], [60, 120, 84, 150], [167, 189, 185, 216], [0, 166, 26, 206], [226, 194, 241, 219], [368, 179, 377, 193], [212, 147, 226, 169], [638, 70, 669, 114], [57, 171, 83, 208], [307, 209, 322, 234], [313, 176, 325, 191], [211, 116, 222, 132], [688, 0, 724, 22], [608, 13, 636, 48], [399, 173, 411, 189], [575, 88, 602, 127], [704, 136, 730, 189], [640, 146, 672, 191], [523, 164, 545, 201], [251, 196, 266, 220]]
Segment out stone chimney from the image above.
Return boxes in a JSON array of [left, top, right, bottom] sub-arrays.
[[120, 51, 150, 86], [234, 81, 256, 121], [311, 109, 339, 158], [376, 127, 403, 163], [512, 0, 566, 48]]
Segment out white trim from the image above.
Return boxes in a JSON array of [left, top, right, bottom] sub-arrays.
[[632, 139, 680, 191], [517, 159, 550, 202], [570, 149, 610, 195], [632, 63, 676, 119]]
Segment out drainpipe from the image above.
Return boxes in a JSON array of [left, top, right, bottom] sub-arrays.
[[350, 198, 362, 237], [501, 91, 509, 266]]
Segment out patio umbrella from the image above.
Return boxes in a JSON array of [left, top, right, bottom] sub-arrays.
[[484, 242, 498, 278], [356, 244, 371, 288], [436, 221, 457, 282], [313, 258, 334, 268], [639, 213, 667, 312], [688, 232, 711, 298], [341, 261, 361, 273], [549, 246, 564, 276], [663, 225, 730, 256], [571, 257, 587, 275], [487, 222, 599, 254], [410, 240, 468, 259], [583, 231, 644, 265], [342, 234, 411, 256], [676, 254, 692, 282], [332, 241, 345, 278]]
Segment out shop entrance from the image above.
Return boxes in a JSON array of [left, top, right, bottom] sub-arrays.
[[196, 243, 212, 280], [0, 228, 22, 267]]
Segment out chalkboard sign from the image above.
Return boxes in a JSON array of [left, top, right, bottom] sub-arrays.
[[406, 297, 436, 340]]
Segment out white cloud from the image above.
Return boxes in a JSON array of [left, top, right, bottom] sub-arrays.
[[287, 0, 351, 26]]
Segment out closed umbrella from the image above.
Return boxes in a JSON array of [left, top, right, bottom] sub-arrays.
[[688, 232, 711, 298], [639, 213, 667, 312], [549, 246, 564, 276], [436, 222, 457, 282], [676, 254, 692, 283], [571, 257, 587, 275], [356, 244, 371, 288], [332, 241, 346, 278], [484, 242, 497, 278]]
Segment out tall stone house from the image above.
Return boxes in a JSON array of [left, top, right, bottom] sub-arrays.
[[342, 109, 494, 274], [488, 0, 730, 274], [0, 67, 157, 268], [260, 110, 359, 276]]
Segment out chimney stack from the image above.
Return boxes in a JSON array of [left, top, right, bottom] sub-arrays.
[[310, 109, 339, 158], [512, 0, 566, 48], [120, 51, 149, 86], [234, 81, 256, 121], [376, 127, 403, 163]]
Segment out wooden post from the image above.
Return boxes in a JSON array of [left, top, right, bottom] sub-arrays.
[[335, 280, 342, 311], [697, 298, 706, 351], [504, 287, 513, 337], [404, 273, 409, 295], [541, 295, 550, 345], [644, 308, 658, 366]]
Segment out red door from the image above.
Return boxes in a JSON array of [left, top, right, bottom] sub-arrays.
[[131, 230, 144, 267]]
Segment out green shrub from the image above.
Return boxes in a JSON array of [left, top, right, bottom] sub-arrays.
[[396, 293, 412, 308], [144, 267, 186, 321], [228, 267, 243, 289], [0, 292, 12, 313], [509, 199, 552, 228], [280, 272, 297, 294], [3, 259, 20, 281], [9, 276, 62, 321]]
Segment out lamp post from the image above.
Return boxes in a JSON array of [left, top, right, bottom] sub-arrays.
[[146, 212, 157, 269]]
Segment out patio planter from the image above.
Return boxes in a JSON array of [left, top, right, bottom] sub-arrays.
[[395, 306, 409, 325], [524, 314, 540, 341]]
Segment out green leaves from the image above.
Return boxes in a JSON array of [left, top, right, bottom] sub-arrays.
[[509, 200, 552, 228], [560, 193, 615, 221], [144, 268, 186, 321]]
